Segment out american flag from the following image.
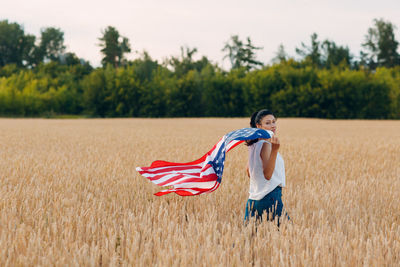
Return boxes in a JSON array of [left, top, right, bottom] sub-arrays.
[[136, 128, 272, 196]]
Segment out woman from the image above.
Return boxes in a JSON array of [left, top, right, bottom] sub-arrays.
[[244, 109, 289, 226]]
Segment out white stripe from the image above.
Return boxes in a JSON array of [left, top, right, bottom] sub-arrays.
[[200, 167, 216, 176], [150, 173, 202, 186], [173, 181, 216, 189], [226, 140, 241, 151], [141, 164, 202, 173], [162, 175, 205, 186], [209, 138, 225, 159], [151, 173, 181, 185]]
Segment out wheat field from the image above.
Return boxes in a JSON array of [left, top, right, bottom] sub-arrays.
[[0, 118, 399, 266]]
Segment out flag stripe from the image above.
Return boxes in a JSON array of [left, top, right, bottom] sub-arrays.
[[139, 165, 202, 173], [226, 140, 244, 152], [157, 174, 216, 187], [140, 168, 201, 178]]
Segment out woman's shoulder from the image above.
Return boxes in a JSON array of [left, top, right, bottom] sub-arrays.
[[255, 140, 271, 152], [248, 140, 271, 151], [259, 139, 271, 145]]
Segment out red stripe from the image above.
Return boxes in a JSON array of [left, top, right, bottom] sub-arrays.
[[155, 190, 197, 196], [154, 182, 219, 196], [201, 163, 212, 172], [208, 181, 220, 192], [227, 140, 244, 152], [140, 165, 201, 174], [154, 191, 175, 196], [174, 190, 197, 196], [150, 154, 207, 167]]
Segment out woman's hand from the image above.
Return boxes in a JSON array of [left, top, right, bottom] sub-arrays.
[[270, 136, 280, 151]]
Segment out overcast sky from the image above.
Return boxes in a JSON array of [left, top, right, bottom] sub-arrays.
[[2, 0, 400, 68]]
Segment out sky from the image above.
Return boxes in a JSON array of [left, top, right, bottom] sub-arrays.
[[1, 0, 400, 68]]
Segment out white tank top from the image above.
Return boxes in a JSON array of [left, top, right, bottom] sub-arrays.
[[248, 140, 285, 200]]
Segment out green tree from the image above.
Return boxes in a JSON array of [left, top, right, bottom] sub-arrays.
[[22, 34, 37, 67], [321, 40, 352, 68], [168, 46, 210, 77], [0, 20, 36, 67], [37, 27, 66, 62], [60, 52, 80, 66], [222, 35, 263, 70], [362, 18, 400, 69], [98, 26, 131, 68], [272, 44, 288, 64], [130, 51, 159, 82], [296, 33, 322, 67]]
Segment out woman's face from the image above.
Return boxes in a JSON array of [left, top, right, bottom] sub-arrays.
[[256, 114, 277, 134]]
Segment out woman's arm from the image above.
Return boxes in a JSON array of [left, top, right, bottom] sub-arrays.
[[260, 136, 280, 180]]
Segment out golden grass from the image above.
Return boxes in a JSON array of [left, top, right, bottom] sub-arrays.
[[0, 118, 399, 266]]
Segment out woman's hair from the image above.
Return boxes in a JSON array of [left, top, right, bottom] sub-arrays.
[[246, 109, 275, 146]]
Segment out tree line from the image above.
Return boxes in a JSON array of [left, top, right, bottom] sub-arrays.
[[0, 18, 399, 118]]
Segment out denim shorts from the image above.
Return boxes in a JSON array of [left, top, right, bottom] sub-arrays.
[[244, 186, 289, 225]]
